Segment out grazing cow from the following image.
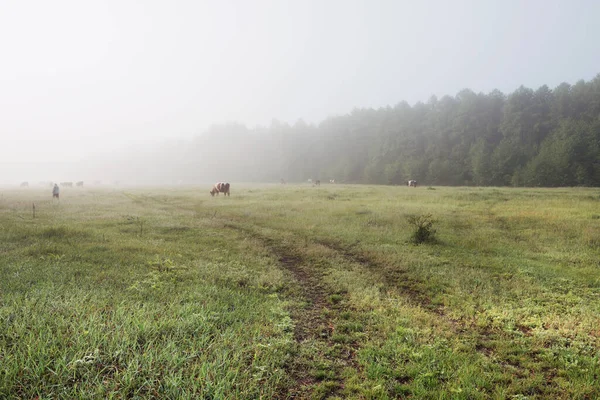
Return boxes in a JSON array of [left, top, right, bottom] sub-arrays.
[[315, 180, 321, 186], [61, 182, 73, 187], [329, 179, 335, 184], [52, 184, 60, 199], [210, 182, 231, 196], [20, 182, 29, 187], [408, 180, 418, 187], [76, 181, 84, 187], [280, 178, 286, 184]]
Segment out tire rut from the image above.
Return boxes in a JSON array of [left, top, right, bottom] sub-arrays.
[[223, 223, 360, 399], [313, 238, 552, 383]]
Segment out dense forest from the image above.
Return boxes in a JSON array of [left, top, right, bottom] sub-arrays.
[[103, 75, 600, 187]]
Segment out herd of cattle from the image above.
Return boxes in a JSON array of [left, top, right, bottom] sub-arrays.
[[19, 181, 123, 188], [305, 179, 335, 186], [18, 179, 420, 197], [20, 181, 84, 188]]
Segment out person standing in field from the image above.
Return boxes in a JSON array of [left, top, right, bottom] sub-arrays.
[[52, 183, 60, 199]]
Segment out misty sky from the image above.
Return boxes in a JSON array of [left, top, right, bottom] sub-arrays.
[[1, 0, 599, 170]]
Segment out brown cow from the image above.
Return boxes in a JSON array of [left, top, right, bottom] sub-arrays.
[[210, 182, 230, 196]]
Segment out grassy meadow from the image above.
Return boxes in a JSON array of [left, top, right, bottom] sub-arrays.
[[1, 183, 599, 399]]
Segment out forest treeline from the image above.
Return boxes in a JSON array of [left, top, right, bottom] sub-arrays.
[[118, 75, 600, 187]]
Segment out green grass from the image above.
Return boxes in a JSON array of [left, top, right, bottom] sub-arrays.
[[1, 184, 599, 399]]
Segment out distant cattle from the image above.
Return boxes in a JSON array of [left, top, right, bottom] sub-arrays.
[[408, 180, 418, 187], [315, 180, 321, 186], [93, 180, 102, 185], [210, 182, 230, 196], [280, 178, 286, 184], [61, 182, 73, 187], [329, 179, 335, 184], [308, 179, 313, 184], [20, 182, 28, 187], [76, 181, 84, 187]]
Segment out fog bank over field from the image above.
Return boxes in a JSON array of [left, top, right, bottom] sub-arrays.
[[4, 68, 600, 188], [1, 131, 282, 186], [2, 1, 600, 186]]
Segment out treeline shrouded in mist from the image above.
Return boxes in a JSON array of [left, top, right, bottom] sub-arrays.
[[110, 74, 600, 187]]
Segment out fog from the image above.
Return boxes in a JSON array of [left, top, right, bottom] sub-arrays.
[[1, 0, 599, 185]]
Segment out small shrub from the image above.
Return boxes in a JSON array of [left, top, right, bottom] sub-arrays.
[[406, 214, 437, 244]]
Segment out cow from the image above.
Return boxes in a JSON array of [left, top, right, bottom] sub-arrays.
[[20, 182, 29, 187], [315, 180, 321, 186], [329, 179, 335, 184], [210, 182, 230, 196], [408, 180, 418, 187], [308, 179, 313, 184], [280, 178, 286, 184], [76, 181, 84, 187], [61, 182, 73, 187]]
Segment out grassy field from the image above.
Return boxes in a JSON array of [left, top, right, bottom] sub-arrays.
[[1, 184, 599, 399]]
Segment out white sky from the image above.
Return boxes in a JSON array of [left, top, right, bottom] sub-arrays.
[[1, 0, 599, 168]]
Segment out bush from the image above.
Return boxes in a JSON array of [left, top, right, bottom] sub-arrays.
[[407, 214, 437, 244]]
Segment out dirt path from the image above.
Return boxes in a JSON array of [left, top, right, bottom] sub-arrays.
[[224, 223, 360, 399]]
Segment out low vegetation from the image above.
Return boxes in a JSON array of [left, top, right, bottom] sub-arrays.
[[406, 214, 437, 244], [1, 184, 599, 399]]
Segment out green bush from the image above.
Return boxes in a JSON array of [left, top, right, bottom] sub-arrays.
[[407, 214, 437, 244]]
